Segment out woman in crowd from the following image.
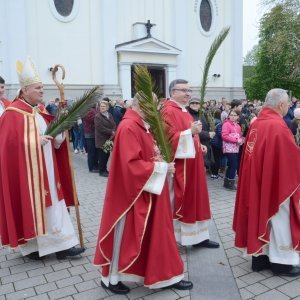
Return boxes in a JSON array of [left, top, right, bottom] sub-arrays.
[[186, 97, 215, 169], [221, 110, 243, 190], [83, 106, 99, 172], [95, 101, 116, 177], [210, 110, 223, 179]]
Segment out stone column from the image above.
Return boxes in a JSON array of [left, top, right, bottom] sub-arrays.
[[119, 62, 132, 100]]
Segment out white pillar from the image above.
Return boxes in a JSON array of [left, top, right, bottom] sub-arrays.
[[166, 65, 177, 97], [119, 62, 132, 100]]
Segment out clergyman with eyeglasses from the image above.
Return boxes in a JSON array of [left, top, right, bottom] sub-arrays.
[[161, 79, 220, 249]]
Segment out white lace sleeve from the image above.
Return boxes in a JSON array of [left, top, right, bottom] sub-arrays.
[[143, 162, 168, 195], [175, 129, 195, 159]]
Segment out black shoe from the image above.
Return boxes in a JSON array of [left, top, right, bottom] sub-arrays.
[[272, 265, 300, 277], [252, 255, 271, 272], [27, 251, 42, 260], [192, 239, 220, 248], [99, 171, 109, 177], [101, 281, 130, 294], [89, 169, 99, 173], [223, 177, 237, 190], [56, 247, 85, 259], [164, 280, 193, 290]]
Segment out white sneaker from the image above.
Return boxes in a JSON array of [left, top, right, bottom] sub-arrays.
[[74, 149, 79, 154]]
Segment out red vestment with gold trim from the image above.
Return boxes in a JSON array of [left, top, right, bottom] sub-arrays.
[[162, 100, 211, 223], [0, 99, 76, 248], [94, 109, 183, 286], [233, 107, 300, 254]]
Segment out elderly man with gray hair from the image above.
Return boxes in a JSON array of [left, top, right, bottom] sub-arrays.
[[233, 88, 300, 277]]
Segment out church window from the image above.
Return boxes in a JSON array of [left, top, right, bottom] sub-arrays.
[[199, 0, 212, 32], [49, 0, 79, 22], [54, 0, 74, 17]]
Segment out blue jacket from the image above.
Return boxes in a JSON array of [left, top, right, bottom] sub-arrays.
[[210, 122, 223, 149]]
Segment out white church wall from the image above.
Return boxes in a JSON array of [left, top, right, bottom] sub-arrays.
[[34, 0, 93, 85], [182, 0, 244, 100], [0, 0, 28, 87], [2, 0, 245, 101]]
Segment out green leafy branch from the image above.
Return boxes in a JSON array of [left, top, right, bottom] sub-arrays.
[[45, 86, 101, 137], [134, 65, 172, 162], [200, 27, 230, 116]]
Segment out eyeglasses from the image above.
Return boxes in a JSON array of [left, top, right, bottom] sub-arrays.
[[190, 102, 200, 105], [229, 114, 238, 117], [173, 88, 192, 94]]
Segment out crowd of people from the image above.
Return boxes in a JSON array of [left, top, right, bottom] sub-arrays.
[[186, 95, 300, 190], [0, 58, 299, 296]]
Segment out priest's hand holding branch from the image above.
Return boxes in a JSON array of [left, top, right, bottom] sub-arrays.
[[40, 135, 53, 146], [167, 162, 176, 175], [54, 132, 66, 149], [191, 121, 202, 135]]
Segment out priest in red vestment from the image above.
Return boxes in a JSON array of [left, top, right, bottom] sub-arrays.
[[0, 76, 11, 116], [0, 57, 84, 259], [233, 88, 300, 277], [161, 79, 219, 248], [94, 96, 193, 295]]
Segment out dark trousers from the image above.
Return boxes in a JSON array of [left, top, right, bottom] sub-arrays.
[[210, 145, 223, 176], [98, 148, 110, 173], [237, 145, 243, 175], [225, 153, 238, 179], [73, 124, 84, 151], [85, 138, 98, 171]]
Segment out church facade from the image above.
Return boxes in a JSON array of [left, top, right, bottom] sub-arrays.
[[0, 0, 244, 101]]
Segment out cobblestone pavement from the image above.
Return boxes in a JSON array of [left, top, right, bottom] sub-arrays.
[[0, 154, 299, 300], [207, 176, 300, 300]]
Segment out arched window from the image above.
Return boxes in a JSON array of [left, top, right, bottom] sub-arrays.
[[199, 0, 212, 32], [49, 0, 79, 23], [54, 0, 74, 17]]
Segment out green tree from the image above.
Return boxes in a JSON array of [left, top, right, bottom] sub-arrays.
[[260, 0, 300, 10], [244, 2, 300, 99], [244, 45, 258, 66]]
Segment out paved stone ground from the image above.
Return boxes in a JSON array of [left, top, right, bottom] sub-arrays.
[[0, 154, 299, 300], [207, 177, 300, 300]]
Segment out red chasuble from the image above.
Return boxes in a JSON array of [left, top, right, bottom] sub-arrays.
[[1, 98, 11, 108], [161, 100, 211, 223], [94, 109, 183, 286], [233, 107, 300, 255], [0, 99, 76, 248]]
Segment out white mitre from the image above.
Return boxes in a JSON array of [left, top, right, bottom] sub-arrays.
[[16, 57, 42, 87]]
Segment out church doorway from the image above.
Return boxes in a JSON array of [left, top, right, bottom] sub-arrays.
[[131, 65, 166, 98]]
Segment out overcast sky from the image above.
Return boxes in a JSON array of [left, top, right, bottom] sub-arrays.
[[243, 0, 266, 57]]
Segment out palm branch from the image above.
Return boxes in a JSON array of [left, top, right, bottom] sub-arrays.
[[45, 86, 101, 137], [200, 27, 230, 116], [134, 65, 172, 162], [205, 109, 216, 131]]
